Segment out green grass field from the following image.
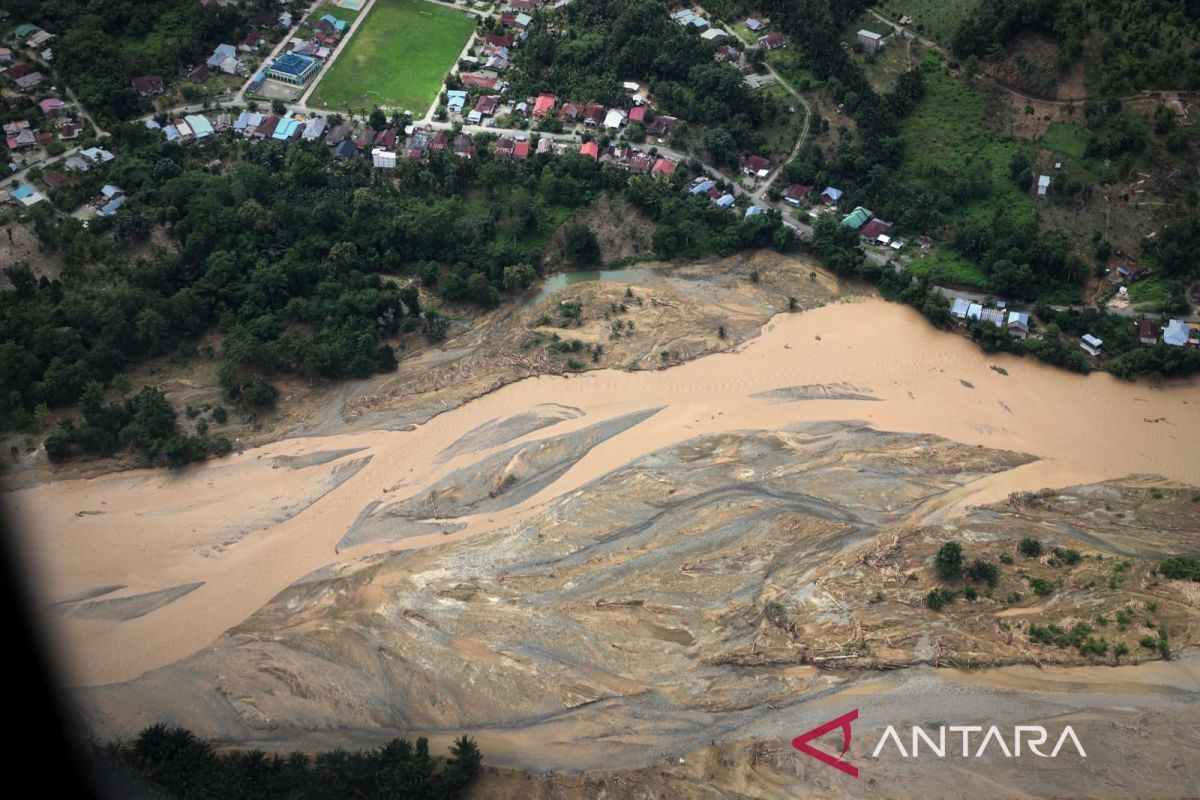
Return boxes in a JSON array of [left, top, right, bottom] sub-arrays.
[[900, 62, 1036, 231], [1040, 122, 1090, 159], [907, 249, 990, 288], [309, 0, 474, 114], [876, 0, 981, 45]]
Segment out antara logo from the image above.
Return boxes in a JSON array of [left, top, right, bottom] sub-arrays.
[[792, 710, 1087, 778]]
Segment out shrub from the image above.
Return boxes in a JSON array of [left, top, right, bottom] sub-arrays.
[[1159, 556, 1200, 582], [1027, 577, 1054, 597], [934, 541, 964, 580], [1018, 537, 1043, 558], [966, 559, 1000, 587], [1053, 547, 1081, 566], [999, 553, 1014, 565]]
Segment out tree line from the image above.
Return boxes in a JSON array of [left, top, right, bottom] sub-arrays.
[[93, 723, 481, 799]]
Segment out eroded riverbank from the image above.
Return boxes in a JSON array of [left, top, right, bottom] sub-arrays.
[[2, 284, 1199, 797]]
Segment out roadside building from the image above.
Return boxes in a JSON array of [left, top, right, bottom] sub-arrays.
[[130, 74, 164, 97], [1080, 333, 1103, 357], [1138, 319, 1159, 345], [857, 30, 884, 53], [1007, 311, 1031, 340], [840, 206, 872, 230], [1163, 319, 1191, 347], [783, 184, 813, 205], [758, 32, 787, 50], [533, 93, 557, 118]]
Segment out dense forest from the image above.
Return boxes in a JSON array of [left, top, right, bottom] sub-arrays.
[[4, 0, 276, 121], [95, 724, 481, 799], [952, 0, 1200, 92], [0, 116, 788, 463]]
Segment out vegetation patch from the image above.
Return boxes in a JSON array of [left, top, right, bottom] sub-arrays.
[[310, 0, 475, 113]]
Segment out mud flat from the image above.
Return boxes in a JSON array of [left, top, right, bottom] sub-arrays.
[[3, 282, 1200, 797]]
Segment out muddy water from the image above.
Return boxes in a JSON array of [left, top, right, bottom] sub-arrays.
[[4, 299, 1200, 688]]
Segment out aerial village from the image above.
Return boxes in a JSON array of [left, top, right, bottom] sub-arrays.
[[2, 1, 1197, 362]]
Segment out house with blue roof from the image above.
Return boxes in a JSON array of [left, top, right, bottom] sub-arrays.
[[184, 114, 214, 138], [319, 14, 348, 32], [272, 117, 301, 140], [207, 44, 237, 68], [446, 90, 468, 113], [11, 184, 45, 206], [690, 179, 714, 195], [716, 193, 735, 208], [820, 186, 843, 204], [98, 195, 126, 217], [744, 205, 763, 218]]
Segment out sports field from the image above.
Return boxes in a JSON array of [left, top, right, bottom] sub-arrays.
[[309, 0, 474, 114]]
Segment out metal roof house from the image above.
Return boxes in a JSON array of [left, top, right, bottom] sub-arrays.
[[951, 298, 971, 319], [1163, 319, 1191, 347], [184, 114, 214, 138], [840, 206, 872, 230], [857, 30, 883, 53], [1037, 175, 1051, 196]]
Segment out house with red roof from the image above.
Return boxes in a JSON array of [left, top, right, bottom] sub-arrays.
[[579, 140, 599, 160], [783, 184, 813, 205], [582, 103, 605, 126], [475, 95, 499, 116], [628, 106, 646, 123], [651, 157, 677, 177], [743, 155, 769, 176], [628, 151, 654, 173], [485, 33, 516, 49], [131, 74, 165, 97], [460, 73, 499, 90], [513, 140, 530, 159], [533, 93, 556, 117], [858, 217, 892, 241], [254, 115, 280, 138], [758, 32, 787, 50], [494, 136, 516, 158], [41, 170, 78, 189], [429, 132, 450, 152]]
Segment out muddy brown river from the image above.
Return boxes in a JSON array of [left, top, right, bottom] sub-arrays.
[[3, 297, 1199, 797]]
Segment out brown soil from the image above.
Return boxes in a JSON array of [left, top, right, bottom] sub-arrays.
[[0, 219, 64, 287], [981, 31, 1075, 101], [541, 195, 659, 267]]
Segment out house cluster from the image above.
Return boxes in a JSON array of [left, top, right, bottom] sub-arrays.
[[950, 299, 1030, 339], [1138, 318, 1199, 348], [8, 19, 54, 61], [2, 21, 49, 93], [838, 202, 903, 250], [286, 12, 349, 62], [669, 8, 731, 44], [685, 175, 768, 218], [2, 145, 115, 209], [576, 140, 679, 177], [741, 16, 787, 50]]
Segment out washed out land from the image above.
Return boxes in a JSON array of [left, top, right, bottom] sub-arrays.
[[1, 0, 1200, 798]]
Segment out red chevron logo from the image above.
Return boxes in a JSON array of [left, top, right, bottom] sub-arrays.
[[791, 709, 859, 778]]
